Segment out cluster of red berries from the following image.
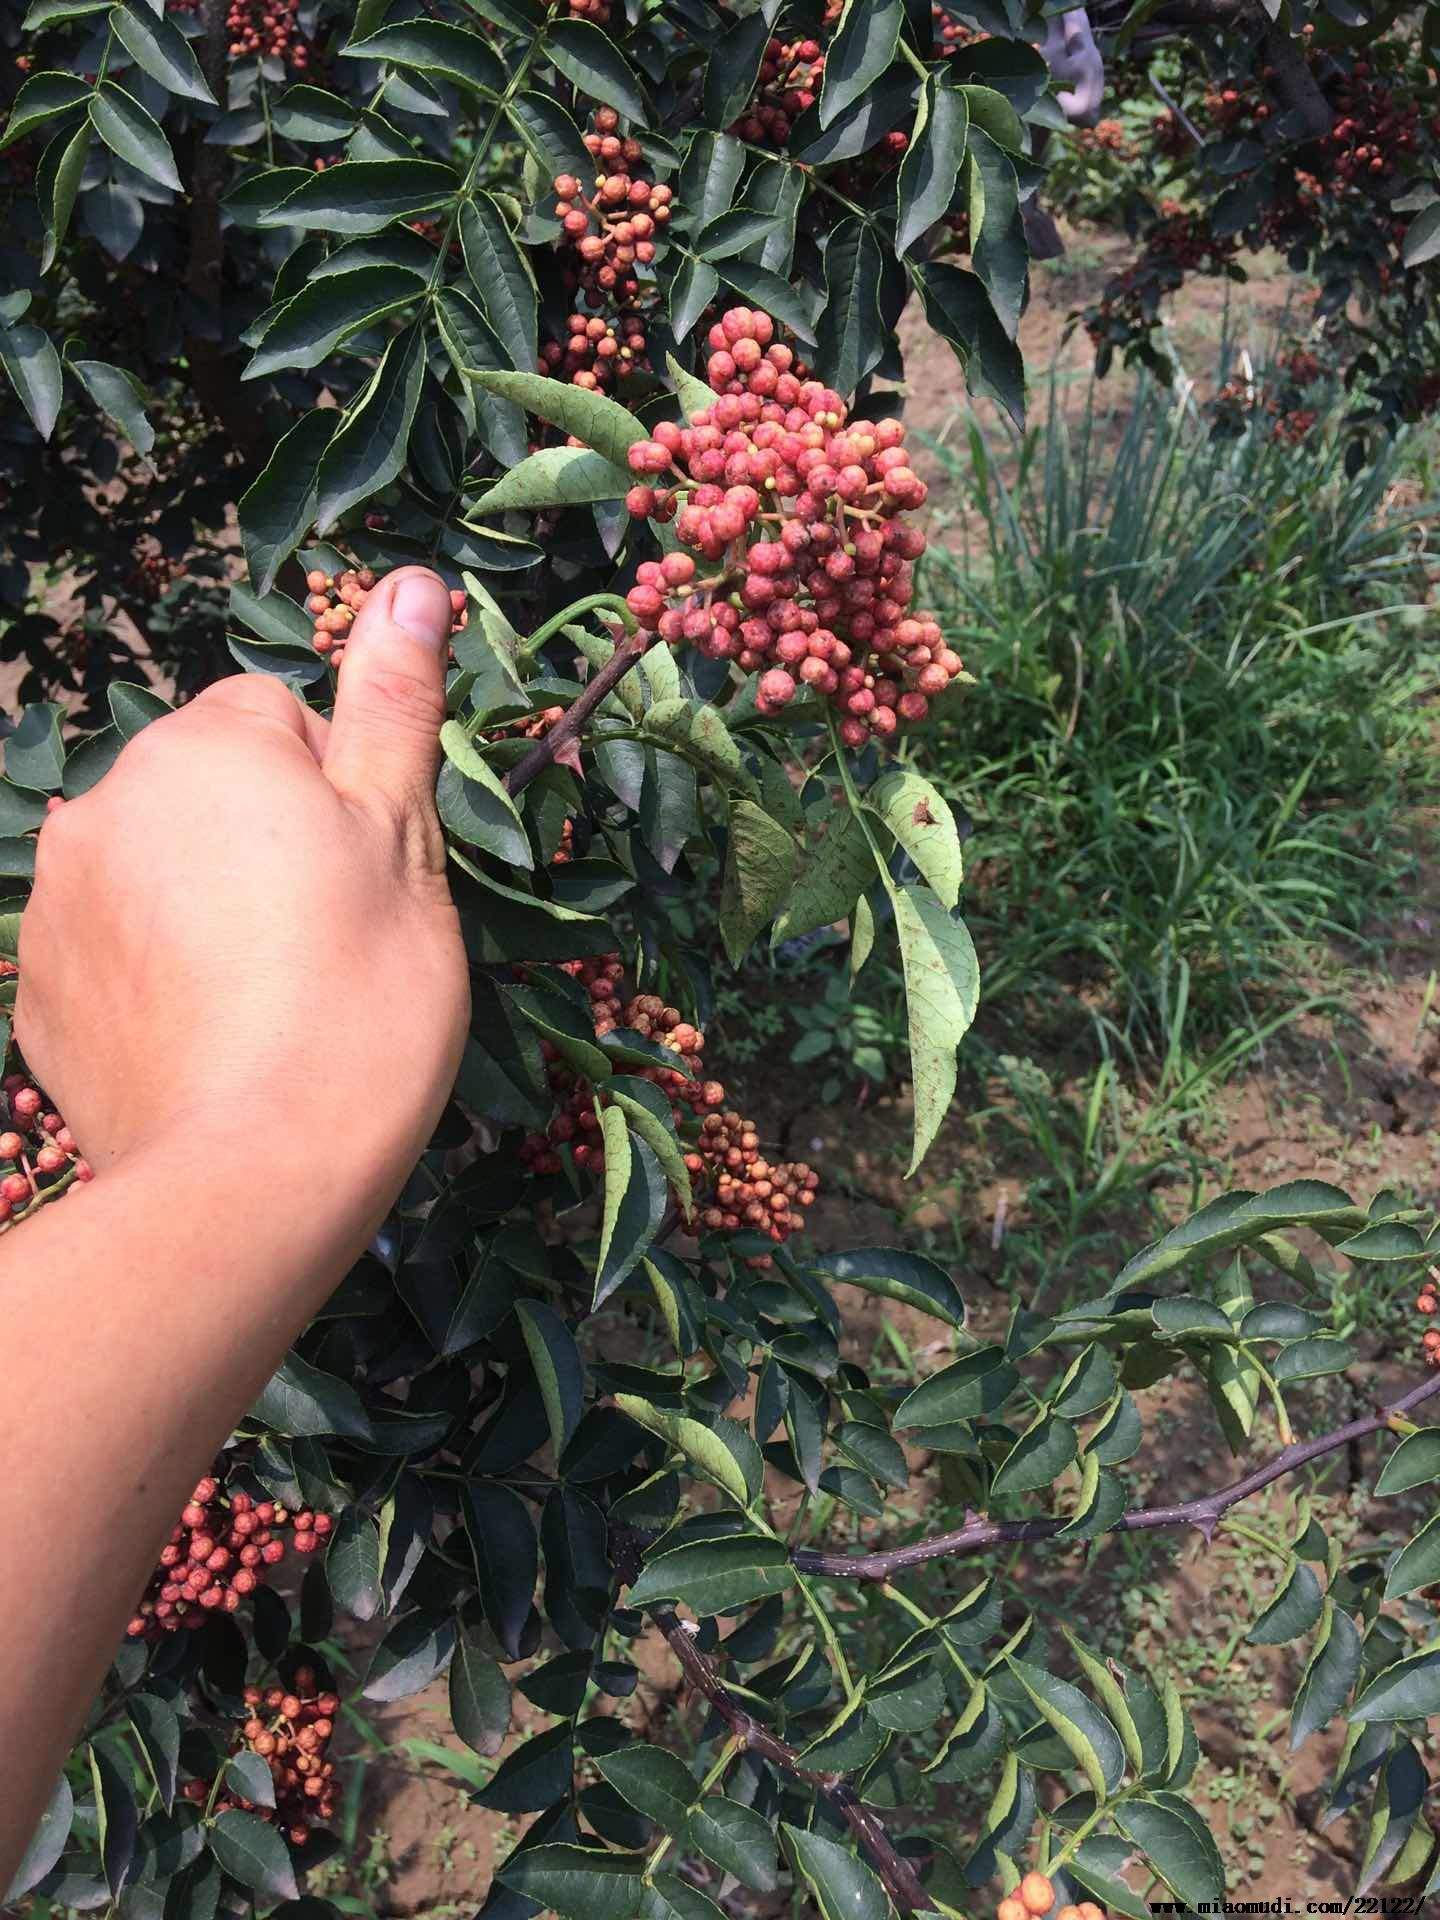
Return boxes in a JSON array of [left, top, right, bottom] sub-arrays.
[[538, 312, 652, 392], [728, 36, 824, 147], [126, 1477, 333, 1638], [553, 109, 671, 316], [1074, 118, 1138, 161], [1416, 1276, 1440, 1368], [0, 1073, 91, 1225], [997, 1875, 1105, 1920], [127, 541, 183, 605], [303, 566, 468, 664], [549, 0, 610, 24], [621, 306, 962, 747], [181, 1668, 340, 1844], [222, 0, 309, 66], [518, 956, 817, 1265], [930, 6, 988, 54]]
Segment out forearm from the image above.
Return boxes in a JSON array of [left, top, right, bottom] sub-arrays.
[[0, 1136, 387, 1890]]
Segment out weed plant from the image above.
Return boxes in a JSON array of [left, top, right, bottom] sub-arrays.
[[916, 359, 1438, 1050]]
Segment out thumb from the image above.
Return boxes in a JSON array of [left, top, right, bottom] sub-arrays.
[[324, 566, 454, 829]]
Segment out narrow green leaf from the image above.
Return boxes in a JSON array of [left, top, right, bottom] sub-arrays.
[[811, 1245, 965, 1328], [314, 323, 426, 534], [340, 20, 506, 94], [516, 1298, 585, 1457], [68, 358, 154, 454], [1, 325, 62, 442], [238, 409, 339, 597], [720, 800, 796, 966], [207, 1811, 299, 1904], [615, 1394, 761, 1506], [783, 1826, 889, 1920], [1009, 1657, 1126, 1799], [896, 77, 967, 257], [991, 1411, 1076, 1497], [1, 70, 91, 150], [894, 883, 980, 1174], [113, 3, 216, 104], [548, 17, 646, 119], [863, 768, 962, 909], [469, 445, 632, 514], [89, 80, 180, 190], [626, 1533, 794, 1613]]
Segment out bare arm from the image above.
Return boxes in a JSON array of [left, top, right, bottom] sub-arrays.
[[0, 568, 468, 1890]]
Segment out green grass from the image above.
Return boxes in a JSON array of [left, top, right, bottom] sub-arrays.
[[914, 359, 1439, 1053]]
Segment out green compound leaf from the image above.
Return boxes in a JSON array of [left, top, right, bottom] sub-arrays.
[[515, 1298, 585, 1457], [614, 1394, 761, 1506], [594, 1116, 668, 1307], [89, 80, 180, 190], [112, 3, 216, 103], [340, 19, 506, 94], [1114, 1796, 1224, 1910], [467, 369, 646, 470], [469, 445, 633, 514], [896, 76, 967, 257], [772, 806, 873, 943], [1009, 1657, 1126, 1799], [548, 17, 647, 120], [243, 267, 420, 381], [626, 1533, 794, 1614], [894, 883, 979, 1175], [863, 767, 963, 909], [314, 322, 426, 534], [991, 1410, 1077, 1498], [1375, 1427, 1440, 1495], [497, 1844, 648, 1920], [810, 1245, 966, 1328], [257, 159, 459, 234], [595, 1744, 698, 1828], [818, 0, 902, 128], [720, 799, 796, 966], [682, 1797, 779, 1892], [207, 1810, 299, 1904], [783, 1826, 889, 1920]]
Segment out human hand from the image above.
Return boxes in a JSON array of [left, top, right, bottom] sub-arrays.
[[14, 565, 469, 1229], [1041, 8, 1105, 126]]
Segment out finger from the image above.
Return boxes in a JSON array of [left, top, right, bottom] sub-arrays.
[[322, 566, 453, 824], [189, 672, 313, 736]]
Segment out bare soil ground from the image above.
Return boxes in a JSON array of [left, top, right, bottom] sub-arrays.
[[311, 232, 1440, 1916]]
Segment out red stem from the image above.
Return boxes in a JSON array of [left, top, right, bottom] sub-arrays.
[[792, 1371, 1440, 1581], [653, 1608, 933, 1913], [504, 629, 649, 796]]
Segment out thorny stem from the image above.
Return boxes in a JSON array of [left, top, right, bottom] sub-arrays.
[[504, 627, 650, 797], [652, 1608, 933, 1914], [629, 1378, 1440, 1912], [791, 1372, 1440, 1580]]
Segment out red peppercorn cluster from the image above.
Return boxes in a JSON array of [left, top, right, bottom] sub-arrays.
[[181, 1667, 340, 1844], [622, 306, 963, 747], [729, 36, 824, 147], [518, 957, 818, 1265], [1416, 1276, 1440, 1368], [0, 1071, 91, 1224], [930, 7, 988, 55], [126, 1479, 333, 1638], [303, 565, 468, 665], [223, 0, 309, 66], [554, 109, 671, 314], [127, 540, 183, 605], [1075, 118, 1138, 160], [539, 311, 652, 392], [549, 0, 610, 24]]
